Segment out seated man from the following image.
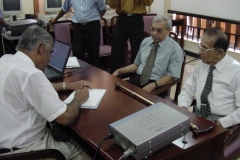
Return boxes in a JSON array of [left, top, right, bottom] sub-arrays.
[[178, 27, 240, 128], [112, 14, 184, 98], [0, 26, 91, 160]]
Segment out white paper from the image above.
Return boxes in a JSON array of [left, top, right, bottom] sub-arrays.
[[64, 89, 106, 109], [66, 57, 80, 68]]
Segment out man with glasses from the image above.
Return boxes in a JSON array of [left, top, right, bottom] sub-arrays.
[[112, 14, 184, 98], [178, 27, 240, 128]]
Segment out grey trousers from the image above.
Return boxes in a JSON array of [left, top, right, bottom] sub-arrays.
[[0, 129, 91, 160]]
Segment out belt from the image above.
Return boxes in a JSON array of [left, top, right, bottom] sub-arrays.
[[76, 20, 99, 25], [0, 148, 20, 154], [119, 13, 143, 16]]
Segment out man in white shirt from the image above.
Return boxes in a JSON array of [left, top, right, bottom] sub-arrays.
[[0, 26, 91, 160], [178, 27, 240, 128]]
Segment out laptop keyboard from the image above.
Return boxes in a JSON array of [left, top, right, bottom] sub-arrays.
[[44, 68, 61, 78]]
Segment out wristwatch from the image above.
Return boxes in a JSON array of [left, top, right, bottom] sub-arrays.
[[154, 81, 159, 88]]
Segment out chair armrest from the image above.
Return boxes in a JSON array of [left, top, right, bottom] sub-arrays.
[[151, 79, 181, 95], [144, 31, 151, 37], [221, 124, 240, 160], [0, 149, 66, 160], [117, 72, 135, 79]]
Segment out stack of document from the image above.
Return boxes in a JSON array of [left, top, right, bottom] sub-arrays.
[[66, 57, 80, 68], [64, 89, 106, 109]]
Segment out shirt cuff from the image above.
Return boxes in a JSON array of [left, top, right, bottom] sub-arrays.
[[219, 116, 234, 128]]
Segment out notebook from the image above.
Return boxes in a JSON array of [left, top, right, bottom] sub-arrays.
[[44, 40, 71, 81]]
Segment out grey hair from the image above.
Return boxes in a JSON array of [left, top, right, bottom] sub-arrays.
[[16, 25, 53, 51], [152, 14, 172, 29]]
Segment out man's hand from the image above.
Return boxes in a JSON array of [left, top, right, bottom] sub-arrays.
[[71, 80, 92, 90], [74, 87, 89, 105], [49, 18, 57, 25], [142, 82, 155, 92], [112, 69, 120, 76]]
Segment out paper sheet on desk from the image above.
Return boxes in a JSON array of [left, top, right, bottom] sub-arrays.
[[64, 89, 106, 109], [66, 57, 80, 68]]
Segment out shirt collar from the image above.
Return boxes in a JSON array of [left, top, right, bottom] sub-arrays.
[[148, 36, 170, 48], [207, 54, 229, 72], [14, 51, 35, 67]]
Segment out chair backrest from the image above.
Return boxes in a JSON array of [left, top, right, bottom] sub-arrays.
[[143, 14, 157, 36], [53, 21, 72, 44], [110, 16, 118, 33], [100, 18, 107, 46]]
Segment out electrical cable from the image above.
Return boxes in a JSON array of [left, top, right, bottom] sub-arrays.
[[63, 64, 92, 78], [93, 134, 114, 160], [118, 148, 134, 160]]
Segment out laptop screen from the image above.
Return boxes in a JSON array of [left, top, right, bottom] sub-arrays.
[[48, 40, 71, 72]]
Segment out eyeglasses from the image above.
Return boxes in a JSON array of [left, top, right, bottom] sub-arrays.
[[150, 27, 166, 34], [198, 44, 216, 53]]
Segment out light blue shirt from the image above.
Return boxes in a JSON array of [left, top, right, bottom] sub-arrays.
[[62, 0, 106, 23], [0, 10, 3, 19], [0, 10, 4, 30], [134, 36, 184, 80]]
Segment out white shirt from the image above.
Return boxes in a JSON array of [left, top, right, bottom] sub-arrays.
[[0, 52, 67, 148], [178, 54, 240, 128]]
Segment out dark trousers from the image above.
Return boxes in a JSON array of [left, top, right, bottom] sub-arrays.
[[111, 15, 144, 72], [72, 20, 100, 67], [0, 36, 3, 57], [127, 74, 168, 98]]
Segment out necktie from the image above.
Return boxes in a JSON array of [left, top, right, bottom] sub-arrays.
[[140, 43, 159, 86], [200, 65, 216, 117]]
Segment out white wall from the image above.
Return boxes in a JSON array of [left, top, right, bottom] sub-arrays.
[[171, 0, 240, 22]]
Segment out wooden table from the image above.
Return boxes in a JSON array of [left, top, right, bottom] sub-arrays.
[[58, 60, 228, 160]]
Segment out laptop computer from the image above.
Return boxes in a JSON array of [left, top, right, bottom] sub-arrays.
[[44, 40, 71, 81]]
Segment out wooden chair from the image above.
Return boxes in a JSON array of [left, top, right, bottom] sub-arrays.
[[143, 13, 157, 37], [99, 18, 112, 68], [0, 149, 66, 160], [221, 125, 240, 160], [190, 99, 240, 160]]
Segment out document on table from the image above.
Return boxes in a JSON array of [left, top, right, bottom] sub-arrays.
[[64, 89, 106, 109], [66, 57, 80, 68]]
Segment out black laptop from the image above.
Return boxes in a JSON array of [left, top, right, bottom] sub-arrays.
[[44, 40, 71, 81]]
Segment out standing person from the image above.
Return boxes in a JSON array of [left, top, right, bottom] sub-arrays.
[[109, 0, 154, 73], [0, 9, 5, 57], [178, 27, 240, 128], [49, 0, 106, 67], [0, 26, 91, 160]]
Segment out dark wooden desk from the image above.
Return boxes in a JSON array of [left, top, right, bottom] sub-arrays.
[[58, 60, 228, 160]]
